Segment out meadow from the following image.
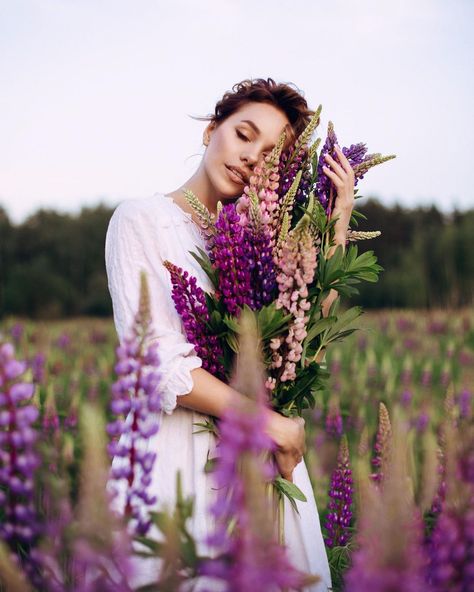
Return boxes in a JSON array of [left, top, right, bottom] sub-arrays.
[[0, 307, 472, 591]]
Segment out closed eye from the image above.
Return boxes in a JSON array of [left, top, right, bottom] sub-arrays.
[[236, 130, 250, 142]]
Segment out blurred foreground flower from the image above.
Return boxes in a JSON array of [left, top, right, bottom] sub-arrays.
[[200, 310, 317, 591], [346, 408, 428, 591]]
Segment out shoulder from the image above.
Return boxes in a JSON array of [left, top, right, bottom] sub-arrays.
[[107, 193, 183, 235]]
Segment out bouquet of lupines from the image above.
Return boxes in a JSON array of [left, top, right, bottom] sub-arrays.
[[164, 105, 394, 416]]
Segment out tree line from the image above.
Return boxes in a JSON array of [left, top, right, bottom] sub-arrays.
[[0, 198, 472, 319]]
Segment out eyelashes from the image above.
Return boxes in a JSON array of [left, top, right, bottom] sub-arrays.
[[236, 130, 250, 142], [236, 129, 269, 157]]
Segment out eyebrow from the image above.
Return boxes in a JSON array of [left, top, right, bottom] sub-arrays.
[[240, 119, 261, 135]]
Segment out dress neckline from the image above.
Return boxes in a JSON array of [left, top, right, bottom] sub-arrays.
[[161, 193, 208, 244], [162, 193, 194, 222]]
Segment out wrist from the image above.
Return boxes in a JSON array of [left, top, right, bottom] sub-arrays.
[[264, 408, 286, 448]]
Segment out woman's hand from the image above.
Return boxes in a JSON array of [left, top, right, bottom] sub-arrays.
[[265, 411, 306, 482], [323, 144, 356, 240]]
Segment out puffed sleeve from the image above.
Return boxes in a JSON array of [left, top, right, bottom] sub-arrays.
[[105, 199, 202, 414]]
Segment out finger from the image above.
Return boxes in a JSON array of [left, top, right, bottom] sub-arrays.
[[334, 145, 355, 178], [322, 165, 344, 188], [324, 153, 346, 179]]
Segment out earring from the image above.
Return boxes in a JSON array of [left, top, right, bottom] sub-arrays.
[[203, 135, 209, 146]]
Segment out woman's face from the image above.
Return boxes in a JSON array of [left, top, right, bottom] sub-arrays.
[[202, 101, 292, 200]]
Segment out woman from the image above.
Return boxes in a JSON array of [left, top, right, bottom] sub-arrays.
[[105, 78, 354, 591]]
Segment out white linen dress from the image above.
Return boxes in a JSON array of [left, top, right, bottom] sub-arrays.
[[105, 192, 332, 591]]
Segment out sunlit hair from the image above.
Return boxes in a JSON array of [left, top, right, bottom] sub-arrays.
[[191, 77, 316, 149]]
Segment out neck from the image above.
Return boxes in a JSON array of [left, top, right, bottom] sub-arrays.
[[179, 163, 221, 216]]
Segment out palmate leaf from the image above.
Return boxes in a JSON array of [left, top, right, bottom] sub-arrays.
[[274, 362, 329, 414], [256, 303, 293, 341]]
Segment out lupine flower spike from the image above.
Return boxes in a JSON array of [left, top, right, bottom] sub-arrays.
[[200, 310, 315, 591], [371, 401, 392, 484], [0, 341, 42, 586], [107, 271, 163, 535], [163, 260, 226, 378], [324, 434, 354, 548]]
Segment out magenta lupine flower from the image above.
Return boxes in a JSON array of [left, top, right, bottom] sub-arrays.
[[0, 341, 42, 585], [164, 260, 226, 379], [324, 435, 353, 548], [212, 204, 255, 314]]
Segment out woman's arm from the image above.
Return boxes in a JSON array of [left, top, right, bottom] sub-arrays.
[[317, 144, 355, 357], [177, 367, 306, 483]]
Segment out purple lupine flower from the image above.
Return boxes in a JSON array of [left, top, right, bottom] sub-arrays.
[[55, 332, 71, 350], [345, 417, 429, 592], [74, 403, 135, 591], [108, 337, 161, 535], [200, 311, 309, 591], [315, 122, 368, 216], [278, 144, 312, 206], [244, 224, 278, 309], [10, 323, 24, 344], [314, 125, 338, 213], [400, 388, 413, 407], [212, 203, 255, 314], [426, 425, 474, 590], [0, 341, 42, 586], [325, 398, 344, 439], [107, 272, 163, 536], [29, 352, 46, 385], [458, 388, 472, 420], [324, 435, 353, 548], [201, 408, 308, 591], [163, 260, 226, 379], [426, 508, 474, 591]]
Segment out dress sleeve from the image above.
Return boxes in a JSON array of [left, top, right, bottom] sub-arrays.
[[105, 199, 202, 415]]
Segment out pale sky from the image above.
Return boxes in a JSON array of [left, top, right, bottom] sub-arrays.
[[1, 0, 473, 223]]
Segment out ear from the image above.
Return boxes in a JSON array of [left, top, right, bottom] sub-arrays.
[[203, 121, 217, 146]]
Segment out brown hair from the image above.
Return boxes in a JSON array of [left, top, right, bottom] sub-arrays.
[[191, 77, 316, 149]]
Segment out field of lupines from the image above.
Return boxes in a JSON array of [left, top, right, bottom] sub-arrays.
[[0, 305, 473, 591]]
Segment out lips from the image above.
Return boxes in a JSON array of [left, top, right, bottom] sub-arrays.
[[225, 165, 247, 185]]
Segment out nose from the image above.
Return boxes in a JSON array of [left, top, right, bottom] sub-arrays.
[[241, 147, 260, 168]]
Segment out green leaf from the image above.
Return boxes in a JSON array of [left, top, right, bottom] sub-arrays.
[[189, 248, 218, 288], [275, 478, 307, 502]]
